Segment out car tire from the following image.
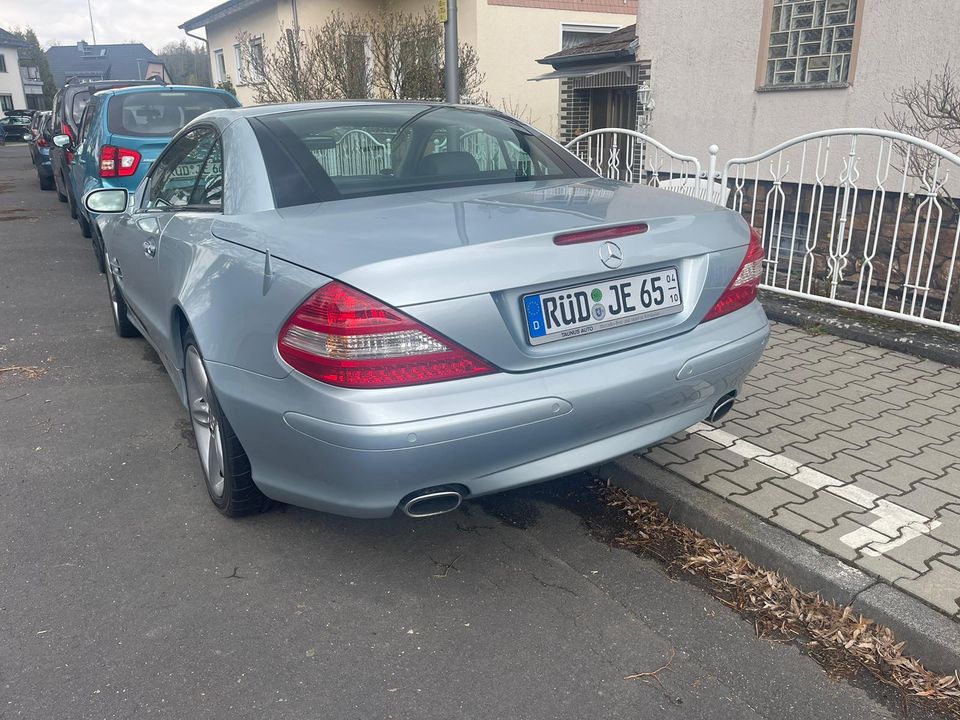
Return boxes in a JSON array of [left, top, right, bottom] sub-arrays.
[[55, 175, 67, 203], [183, 332, 269, 517], [104, 257, 139, 338], [77, 209, 92, 239], [39, 173, 54, 191]]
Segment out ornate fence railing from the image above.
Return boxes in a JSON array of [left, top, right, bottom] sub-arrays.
[[721, 129, 960, 331], [564, 129, 704, 198], [311, 129, 392, 177], [565, 127, 960, 332]]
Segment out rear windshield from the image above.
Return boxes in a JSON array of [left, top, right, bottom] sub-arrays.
[[251, 104, 587, 208], [108, 91, 234, 138]]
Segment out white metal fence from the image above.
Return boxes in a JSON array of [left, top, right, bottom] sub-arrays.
[[311, 129, 392, 177], [564, 129, 704, 197], [312, 128, 536, 177], [569, 127, 960, 332]]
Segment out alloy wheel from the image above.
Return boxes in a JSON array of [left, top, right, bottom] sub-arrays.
[[184, 346, 226, 498]]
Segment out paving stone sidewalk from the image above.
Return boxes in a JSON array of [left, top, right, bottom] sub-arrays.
[[642, 321, 960, 619]]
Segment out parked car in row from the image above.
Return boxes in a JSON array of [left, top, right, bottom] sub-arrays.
[[4, 109, 37, 120], [0, 113, 31, 143], [85, 101, 769, 520], [54, 84, 239, 270], [25, 111, 55, 190], [49, 77, 165, 215]]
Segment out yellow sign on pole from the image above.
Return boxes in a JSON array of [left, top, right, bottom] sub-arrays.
[[438, 0, 448, 23]]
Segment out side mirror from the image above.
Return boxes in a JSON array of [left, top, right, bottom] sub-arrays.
[[53, 134, 72, 148], [84, 187, 129, 214], [23, 133, 32, 142]]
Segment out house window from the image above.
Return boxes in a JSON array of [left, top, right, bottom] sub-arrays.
[[249, 36, 264, 83], [762, 0, 860, 88], [0, 95, 13, 111], [233, 44, 246, 84], [0, 54, 7, 73], [214, 49, 226, 83], [560, 24, 618, 51]]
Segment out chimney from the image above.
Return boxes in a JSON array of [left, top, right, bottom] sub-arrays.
[[77, 40, 88, 53]]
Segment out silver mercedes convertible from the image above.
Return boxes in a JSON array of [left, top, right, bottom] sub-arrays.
[[84, 101, 769, 519]]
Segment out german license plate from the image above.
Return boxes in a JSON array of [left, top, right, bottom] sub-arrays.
[[523, 268, 682, 345]]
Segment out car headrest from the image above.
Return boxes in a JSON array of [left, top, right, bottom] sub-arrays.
[[123, 108, 139, 129], [419, 151, 480, 177]]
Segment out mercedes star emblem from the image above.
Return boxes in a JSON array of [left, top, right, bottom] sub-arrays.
[[599, 241, 624, 269]]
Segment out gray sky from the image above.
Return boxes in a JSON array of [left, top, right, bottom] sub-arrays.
[[2, 0, 212, 51]]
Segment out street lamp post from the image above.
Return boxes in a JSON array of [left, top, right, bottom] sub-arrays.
[[443, 0, 459, 103]]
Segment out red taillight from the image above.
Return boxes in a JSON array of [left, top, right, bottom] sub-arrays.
[[99, 145, 141, 178], [703, 228, 765, 322], [37, 137, 48, 147], [99, 145, 117, 176], [61, 123, 75, 163], [554, 223, 648, 246], [278, 282, 496, 388]]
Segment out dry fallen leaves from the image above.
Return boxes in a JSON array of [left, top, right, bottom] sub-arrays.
[[603, 483, 960, 707], [0, 365, 44, 380]]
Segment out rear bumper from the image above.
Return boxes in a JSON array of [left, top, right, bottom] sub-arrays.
[[206, 303, 770, 518]]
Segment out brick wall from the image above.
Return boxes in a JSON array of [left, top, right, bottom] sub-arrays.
[[558, 61, 651, 145]]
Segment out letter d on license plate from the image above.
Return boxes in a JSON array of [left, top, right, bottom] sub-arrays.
[[523, 267, 682, 345]]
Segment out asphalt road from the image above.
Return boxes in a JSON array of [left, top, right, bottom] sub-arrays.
[[0, 144, 899, 719]]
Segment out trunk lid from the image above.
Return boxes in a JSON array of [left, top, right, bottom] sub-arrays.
[[212, 178, 751, 371]]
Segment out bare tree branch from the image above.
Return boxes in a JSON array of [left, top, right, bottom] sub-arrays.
[[236, 8, 485, 104], [885, 63, 960, 187]]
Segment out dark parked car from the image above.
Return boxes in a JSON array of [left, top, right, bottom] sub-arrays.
[[0, 115, 32, 143], [49, 77, 164, 214], [3, 109, 37, 124], [26, 111, 55, 190]]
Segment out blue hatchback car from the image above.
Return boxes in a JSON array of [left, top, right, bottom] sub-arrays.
[[66, 84, 240, 270]]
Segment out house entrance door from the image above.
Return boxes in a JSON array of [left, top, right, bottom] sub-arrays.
[[589, 87, 637, 174]]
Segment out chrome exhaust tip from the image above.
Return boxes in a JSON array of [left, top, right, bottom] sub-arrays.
[[708, 392, 736, 423], [401, 490, 463, 518]]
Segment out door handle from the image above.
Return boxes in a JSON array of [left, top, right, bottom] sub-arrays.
[[143, 240, 157, 257]]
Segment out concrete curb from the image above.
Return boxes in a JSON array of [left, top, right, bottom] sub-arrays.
[[601, 454, 960, 676], [759, 290, 960, 368]]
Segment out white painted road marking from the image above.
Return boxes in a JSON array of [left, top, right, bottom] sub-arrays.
[[688, 422, 941, 557]]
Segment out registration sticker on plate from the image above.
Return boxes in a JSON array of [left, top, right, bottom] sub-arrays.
[[523, 268, 682, 345]]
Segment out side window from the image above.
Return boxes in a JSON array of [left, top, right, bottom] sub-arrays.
[[192, 139, 223, 207], [146, 128, 218, 210], [78, 101, 96, 144]]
